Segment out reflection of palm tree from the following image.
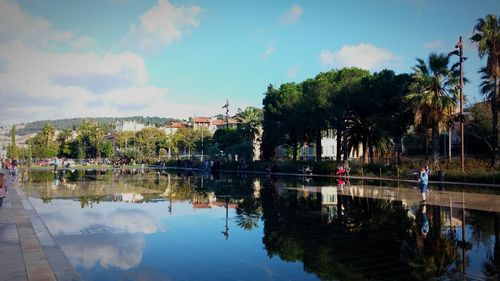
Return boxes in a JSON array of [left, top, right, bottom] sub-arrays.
[[235, 196, 262, 230], [482, 213, 499, 280]]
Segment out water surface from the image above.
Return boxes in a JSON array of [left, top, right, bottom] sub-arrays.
[[20, 169, 499, 281]]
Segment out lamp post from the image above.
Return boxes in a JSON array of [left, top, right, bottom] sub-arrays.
[[449, 36, 466, 173]]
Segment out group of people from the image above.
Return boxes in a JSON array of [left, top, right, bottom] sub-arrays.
[[336, 162, 350, 188], [1, 158, 19, 178]]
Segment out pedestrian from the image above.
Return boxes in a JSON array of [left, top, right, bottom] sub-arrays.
[[53, 157, 59, 173], [418, 166, 429, 202], [0, 173, 7, 207], [344, 162, 351, 178]]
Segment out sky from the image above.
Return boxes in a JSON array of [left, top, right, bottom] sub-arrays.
[[0, 0, 498, 126]]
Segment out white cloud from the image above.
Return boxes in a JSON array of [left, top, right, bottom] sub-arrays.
[[59, 233, 144, 270], [287, 64, 301, 78], [423, 39, 444, 49], [261, 39, 276, 59], [70, 36, 99, 50], [319, 43, 398, 71], [280, 5, 303, 25], [0, 0, 97, 50], [123, 0, 202, 51], [319, 50, 336, 67], [0, 0, 231, 126]]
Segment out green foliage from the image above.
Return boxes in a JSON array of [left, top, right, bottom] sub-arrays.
[[407, 53, 460, 161], [466, 102, 495, 154], [135, 127, 166, 158], [28, 123, 59, 158], [118, 147, 143, 162], [8, 125, 18, 158], [226, 142, 254, 162], [262, 67, 412, 164], [99, 141, 114, 158]]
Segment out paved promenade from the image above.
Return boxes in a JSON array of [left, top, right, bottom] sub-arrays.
[[0, 174, 80, 281]]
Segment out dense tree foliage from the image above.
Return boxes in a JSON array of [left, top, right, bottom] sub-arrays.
[[262, 67, 413, 163], [470, 14, 500, 165]]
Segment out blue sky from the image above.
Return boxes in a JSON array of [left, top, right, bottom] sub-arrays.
[[0, 0, 498, 125]]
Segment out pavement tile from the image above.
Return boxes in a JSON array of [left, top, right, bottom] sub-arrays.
[[0, 174, 81, 281]]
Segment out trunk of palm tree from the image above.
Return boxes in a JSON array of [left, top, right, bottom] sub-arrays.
[[336, 128, 342, 162], [395, 135, 403, 165], [362, 142, 368, 164], [343, 137, 349, 161], [315, 129, 322, 162], [432, 124, 440, 162], [492, 76, 499, 166], [292, 137, 298, 161]]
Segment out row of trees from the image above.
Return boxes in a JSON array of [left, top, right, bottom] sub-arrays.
[[8, 107, 263, 163], [262, 68, 412, 163], [262, 14, 499, 165]]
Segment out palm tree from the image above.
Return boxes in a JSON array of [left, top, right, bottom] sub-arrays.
[[478, 67, 497, 159], [470, 15, 500, 166], [42, 123, 56, 149], [236, 106, 263, 142], [408, 53, 460, 162]]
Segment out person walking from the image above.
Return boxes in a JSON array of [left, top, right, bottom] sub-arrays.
[[418, 167, 429, 202], [53, 157, 59, 173], [0, 172, 7, 207]]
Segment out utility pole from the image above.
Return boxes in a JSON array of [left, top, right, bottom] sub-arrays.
[[458, 36, 465, 173], [222, 100, 229, 131]]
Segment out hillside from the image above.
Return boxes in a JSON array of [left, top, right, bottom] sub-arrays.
[[14, 116, 180, 136]]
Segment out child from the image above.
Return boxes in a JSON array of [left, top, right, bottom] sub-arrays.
[[419, 167, 429, 201]]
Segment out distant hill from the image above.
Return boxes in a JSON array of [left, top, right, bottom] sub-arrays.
[[15, 116, 180, 136]]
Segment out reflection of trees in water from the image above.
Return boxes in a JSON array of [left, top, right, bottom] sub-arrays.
[[259, 187, 470, 281], [78, 195, 105, 208], [467, 209, 499, 279], [483, 213, 500, 280], [403, 206, 459, 280], [235, 196, 262, 230]]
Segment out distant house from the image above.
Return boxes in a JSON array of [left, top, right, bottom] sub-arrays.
[[163, 122, 189, 135], [116, 120, 146, 132], [190, 117, 241, 134], [276, 129, 362, 161], [192, 117, 212, 130], [212, 118, 241, 131]]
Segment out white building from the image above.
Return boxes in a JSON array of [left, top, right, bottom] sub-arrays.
[[116, 121, 146, 132]]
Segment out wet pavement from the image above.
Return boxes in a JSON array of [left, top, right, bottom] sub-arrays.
[[0, 173, 80, 281]]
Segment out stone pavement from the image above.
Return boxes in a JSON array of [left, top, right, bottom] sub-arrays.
[[0, 174, 81, 281]]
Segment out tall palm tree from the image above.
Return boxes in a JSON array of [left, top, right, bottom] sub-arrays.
[[42, 123, 56, 149], [479, 67, 497, 160], [408, 53, 460, 162], [470, 15, 500, 166], [236, 106, 263, 142]]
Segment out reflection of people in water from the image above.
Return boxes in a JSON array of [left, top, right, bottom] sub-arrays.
[[417, 203, 429, 238]]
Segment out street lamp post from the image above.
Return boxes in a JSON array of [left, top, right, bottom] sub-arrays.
[[449, 36, 465, 173], [458, 37, 465, 173]]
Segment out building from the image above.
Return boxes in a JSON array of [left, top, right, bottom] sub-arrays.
[[276, 129, 361, 161], [163, 122, 188, 135], [116, 120, 146, 132]]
